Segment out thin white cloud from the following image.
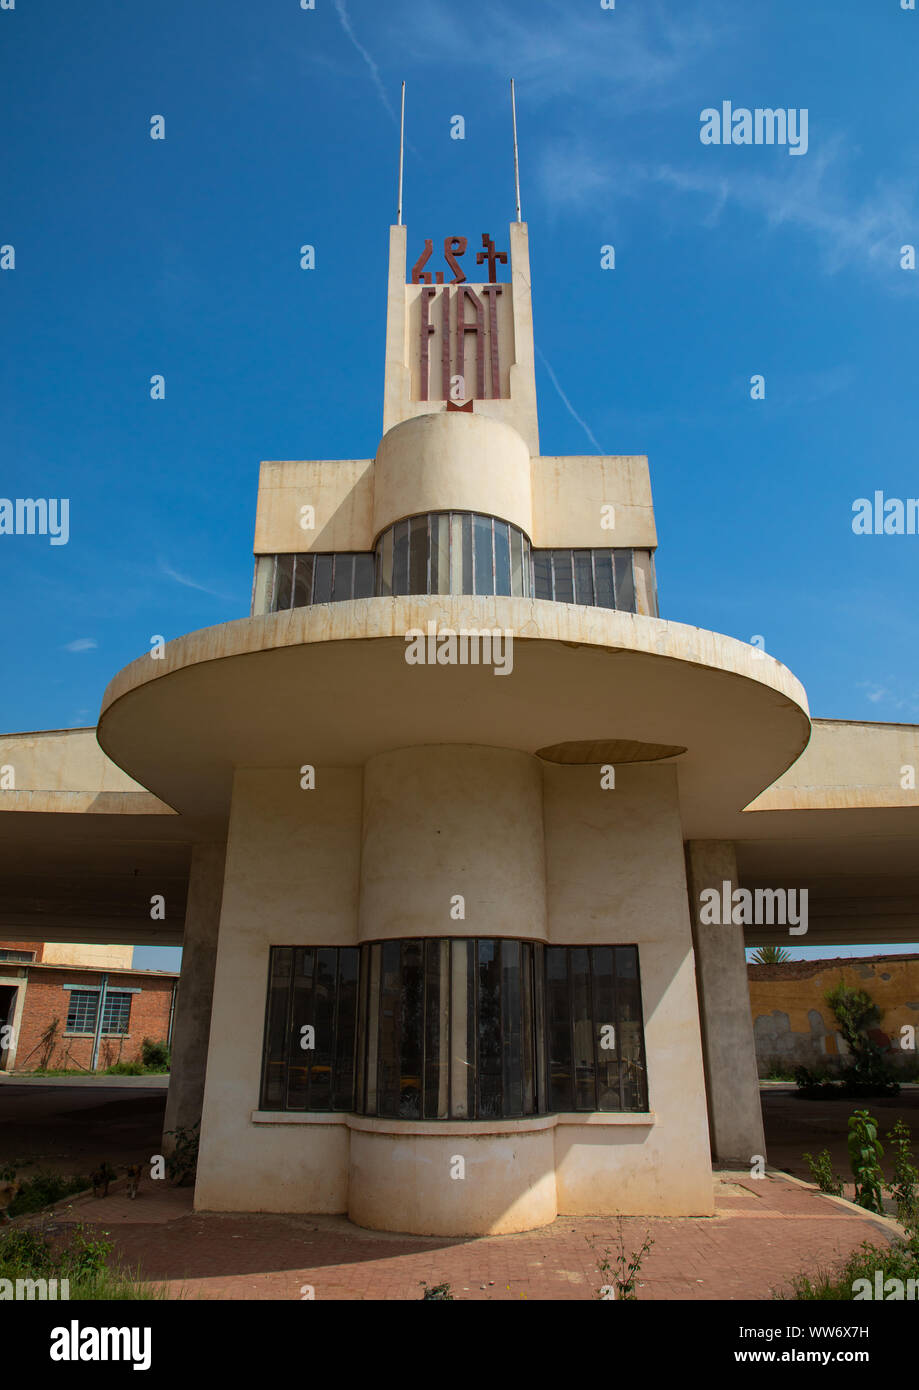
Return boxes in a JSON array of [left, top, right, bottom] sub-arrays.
[[646, 148, 919, 283], [393, 0, 726, 110], [856, 679, 919, 716], [332, 0, 396, 122], [158, 560, 232, 602], [536, 347, 603, 452], [62, 638, 98, 653], [538, 135, 919, 289]]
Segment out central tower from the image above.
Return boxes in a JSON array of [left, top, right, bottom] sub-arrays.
[[384, 222, 539, 454]]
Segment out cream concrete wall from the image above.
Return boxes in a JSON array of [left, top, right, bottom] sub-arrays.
[[383, 224, 411, 441], [372, 413, 533, 539], [194, 767, 362, 1211], [530, 455, 657, 550], [359, 746, 547, 942], [0, 728, 172, 817], [41, 943, 134, 969], [543, 761, 714, 1215], [252, 444, 659, 558], [348, 1119, 557, 1236], [253, 460, 374, 556], [749, 718, 919, 811], [0, 729, 131, 792]]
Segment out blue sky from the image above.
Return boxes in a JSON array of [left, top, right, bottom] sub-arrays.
[[2, 0, 917, 969]]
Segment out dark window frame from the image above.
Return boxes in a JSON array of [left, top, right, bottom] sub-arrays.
[[544, 944, 648, 1113], [65, 989, 98, 1035], [260, 939, 649, 1119], [531, 547, 652, 615], [101, 991, 132, 1036], [259, 945, 360, 1113]]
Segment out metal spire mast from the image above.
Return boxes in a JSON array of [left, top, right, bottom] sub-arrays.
[[511, 78, 522, 222], [397, 81, 406, 225]]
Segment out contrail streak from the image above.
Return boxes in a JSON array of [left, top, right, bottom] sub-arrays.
[[332, 1, 396, 122], [536, 346, 603, 452]]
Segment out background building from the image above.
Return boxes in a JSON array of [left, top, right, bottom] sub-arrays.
[[0, 941, 176, 1073]]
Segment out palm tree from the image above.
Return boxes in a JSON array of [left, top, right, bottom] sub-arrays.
[[751, 945, 791, 965]]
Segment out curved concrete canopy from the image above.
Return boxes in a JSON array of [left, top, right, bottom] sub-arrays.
[[97, 597, 810, 833]]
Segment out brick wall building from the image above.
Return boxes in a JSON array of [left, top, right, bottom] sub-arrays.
[[0, 941, 178, 1073]]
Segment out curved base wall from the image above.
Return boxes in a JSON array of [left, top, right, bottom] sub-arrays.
[[348, 1120, 558, 1236]]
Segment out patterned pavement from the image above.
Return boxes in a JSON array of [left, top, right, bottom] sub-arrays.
[[31, 1169, 899, 1301]]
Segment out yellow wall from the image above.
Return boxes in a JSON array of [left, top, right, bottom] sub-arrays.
[[41, 942, 134, 969], [749, 954, 919, 1073]]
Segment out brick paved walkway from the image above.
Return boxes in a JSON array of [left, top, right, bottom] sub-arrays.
[[34, 1170, 897, 1300]]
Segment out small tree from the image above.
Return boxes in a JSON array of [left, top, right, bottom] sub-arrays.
[[751, 946, 791, 965], [589, 1221, 654, 1300], [803, 1148, 844, 1196], [38, 1017, 61, 1070], [825, 981, 893, 1090]]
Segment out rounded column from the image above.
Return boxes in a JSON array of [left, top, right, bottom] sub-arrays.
[[358, 745, 547, 941], [351, 743, 555, 1234]]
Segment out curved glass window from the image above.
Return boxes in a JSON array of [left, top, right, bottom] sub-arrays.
[[356, 938, 544, 1120], [375, 512, 532, 599], [533, 548, 658, 615], [254, 540, 658, 615], [260, 939, 648, 1117]]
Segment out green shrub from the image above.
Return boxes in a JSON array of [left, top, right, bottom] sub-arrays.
[[782, 1235, 919, 1300], [60, 1226, 113, 1280], [164, 1123, 199, 1186], [104, 1060, 145, 1076], [141, 1037, 170, 1070], [9, 1170, 90, 1217], [886, 1118, 919, 1220], [794, 1063, 898, 1101], [0, 1220, 171, 1299], [0, 1224, 55, 1274]]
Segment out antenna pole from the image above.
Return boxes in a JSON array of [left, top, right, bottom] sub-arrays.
[[397, 81, 406, 225], [511, 78, 522, 222]]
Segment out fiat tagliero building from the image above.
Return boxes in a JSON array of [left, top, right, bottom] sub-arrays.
[[3, 218, 918, 1237]]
